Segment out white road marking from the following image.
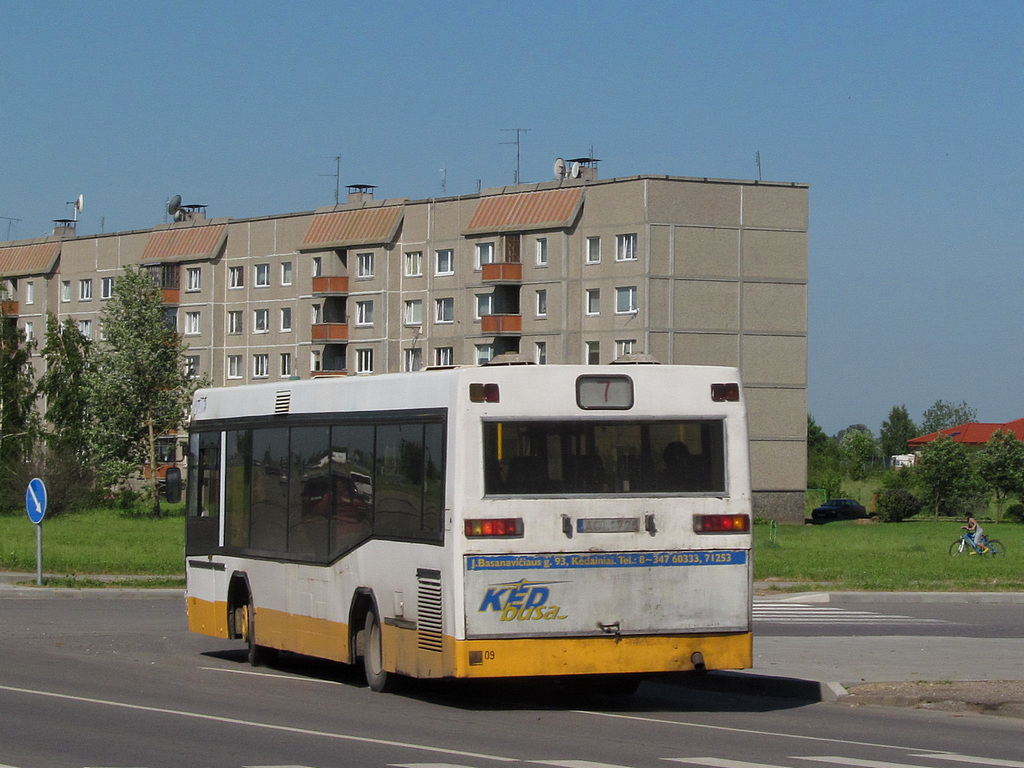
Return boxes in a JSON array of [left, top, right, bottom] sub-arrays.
[[912, 756, 1024, 768]]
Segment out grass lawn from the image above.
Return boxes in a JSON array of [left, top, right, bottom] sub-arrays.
[[1, 507, 1022, 592], [756, 518, 1024, 591]]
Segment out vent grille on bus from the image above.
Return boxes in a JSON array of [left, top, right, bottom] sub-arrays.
[[417, 569, 443, 653], [274, 390, 291, 414]]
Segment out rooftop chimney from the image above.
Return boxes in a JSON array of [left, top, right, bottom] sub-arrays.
[[347, 184, 376, 204]]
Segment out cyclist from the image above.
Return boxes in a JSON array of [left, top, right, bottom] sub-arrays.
[[962, 512, 990, 553]]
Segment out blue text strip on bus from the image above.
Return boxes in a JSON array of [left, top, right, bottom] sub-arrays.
[[465, 550, 746, 571]]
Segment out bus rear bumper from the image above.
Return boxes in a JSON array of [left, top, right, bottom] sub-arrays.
[[449, 631, 752, 679]]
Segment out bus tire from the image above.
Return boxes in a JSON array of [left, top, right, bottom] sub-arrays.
[[362, 608, 395, 692], [244, 597, 275, 667]]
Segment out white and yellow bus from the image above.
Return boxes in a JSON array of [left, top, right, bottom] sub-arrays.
[[185, 362, 753, 692]]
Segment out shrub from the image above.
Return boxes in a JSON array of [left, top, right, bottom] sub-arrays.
[[875, 488, 923, 522], [1006, 503, 1024, 524]]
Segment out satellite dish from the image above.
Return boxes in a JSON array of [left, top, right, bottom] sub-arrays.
[[570, 162, 581, 179], [75, 194, 84, 213], [553, 157, 566, 180], [167, 195, 182, 218]]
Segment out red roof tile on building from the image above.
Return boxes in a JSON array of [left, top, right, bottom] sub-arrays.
[[907, 422, 1016, 448], [141, 224, 228, 263], [300, 206, 404, 250], [0, 242, 61, 278], [464, 187, 584, 235]]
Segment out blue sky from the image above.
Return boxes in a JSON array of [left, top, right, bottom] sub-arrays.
[[2, 1, 1022, 435]]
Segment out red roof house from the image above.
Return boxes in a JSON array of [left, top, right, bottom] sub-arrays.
[[908, 419, 1024, 449]]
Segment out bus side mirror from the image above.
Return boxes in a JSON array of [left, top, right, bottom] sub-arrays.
[[165, 467, 182, 504]]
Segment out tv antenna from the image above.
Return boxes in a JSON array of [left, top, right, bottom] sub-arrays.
[[755, 151, 763, 181], [501, 128, 531, 184], [1, 215, 22, 240], [322, 155, 342, 204]]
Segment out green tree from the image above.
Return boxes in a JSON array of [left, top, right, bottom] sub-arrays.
[[920, 399, 977, 435], [0, 306, 37, 467], [879, 404, 918, 460], [38, 314, 93, 456], [88, 266, 195, 515], [807, 415, 843, 497], [916, 435, 980, 519], [977, 430, 1024, 523], [840, 426, 880, 481]]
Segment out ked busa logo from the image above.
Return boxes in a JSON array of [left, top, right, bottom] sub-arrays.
[[478, 579, 568, 622]]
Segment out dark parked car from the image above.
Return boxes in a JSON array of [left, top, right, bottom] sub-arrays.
[[811, 498, 867, 521]]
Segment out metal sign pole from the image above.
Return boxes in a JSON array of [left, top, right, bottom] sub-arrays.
[[36, 522, 42, 586]]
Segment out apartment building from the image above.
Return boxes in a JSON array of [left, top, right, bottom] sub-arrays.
[[0, 171, 809, 521]]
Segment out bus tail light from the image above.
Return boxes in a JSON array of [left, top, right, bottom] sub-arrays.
[[465, 518, 523, 537], [470, 383, 500, 403], [711, 383, 740, 402], [694, 514, 750, 533]]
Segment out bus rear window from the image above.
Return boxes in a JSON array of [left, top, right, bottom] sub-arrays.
[[483, 420, 725, 495]]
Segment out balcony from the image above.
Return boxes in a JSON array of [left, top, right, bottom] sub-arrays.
[[312, 276, 349, 294], [1, 300, 18, 316], [312, 323, 349, 341], [481, 262, 522, 283], [480, 314, 522, 335], [161, 288, 180, 305]]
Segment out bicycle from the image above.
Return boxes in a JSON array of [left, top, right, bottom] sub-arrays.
[[948, 532, 1004, 557]]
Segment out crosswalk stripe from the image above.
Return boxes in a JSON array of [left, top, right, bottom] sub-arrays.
[[753, 603, 944, 624], [794, 756, 937, 768], [912, 756, 1024, 768], [530, 761, 637, 768], [389, 763, 480, 768], [663, 759, 792, 768]]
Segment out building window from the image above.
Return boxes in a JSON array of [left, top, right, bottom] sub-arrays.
[[535, 341, 547, 365], [281, 262, 292, 286], [585, 288, 600, 316], [164, 308, 178, 331], [585, 341, 600, 365], [227, 355, 242, 379], [279, 353, 292, 377], [435, 297, 454, 324], [536, 237, 548, 267], [185, 311, 201, 336], [435, 249, 454, 275], [616, 339, 636, 358], [253, 353, 269, 378], [185, 356, 200, 378], [357, 252, 374, 278], [25, 281, 34, 304], [404, 251, 423, 277], [186, 267, 202, 291], [228, 310, 243, 335], [79, 279, 92, 301], [404, 348, 422, 372], [280, 307, 292, 331], [535, 289, 547, 317], [356, 348, 373, 374], [475, 343, 494, 365], [615, 285, 638, 314], [404, 299, 423, 325], [78, 319, 92, 339], [255, 264, 270, 287], [310, 349, 322, 372], [101, 277, 115, 299], [586, 236, 601, 264], [312, 256, 322, 277], [475, 242, 495, 269], [61, 281, 71, 302], [311, 303, 322, 324], [475, 294, 493, 320], [435, 346, 453, 367], [24, 321, 34, 341], [254, 308, 269, 333], [229, 266, 244, 288], [355, 300, 374, 326], [616, 233, 638, 261]]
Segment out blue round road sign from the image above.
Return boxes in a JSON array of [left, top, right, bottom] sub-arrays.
[[26, 478, 47, 524]]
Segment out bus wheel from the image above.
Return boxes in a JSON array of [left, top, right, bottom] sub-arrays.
[[243, 598, 275, 667], [362, 609, 395, 692]]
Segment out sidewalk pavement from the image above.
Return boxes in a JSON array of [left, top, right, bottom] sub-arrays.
[[3, 573, 1022, 712]]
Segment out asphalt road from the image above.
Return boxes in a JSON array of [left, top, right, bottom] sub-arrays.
[[0, 590, 1021, 768]]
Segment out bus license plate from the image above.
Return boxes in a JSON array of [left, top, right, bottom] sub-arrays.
[[577, 517, 639, 533]]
